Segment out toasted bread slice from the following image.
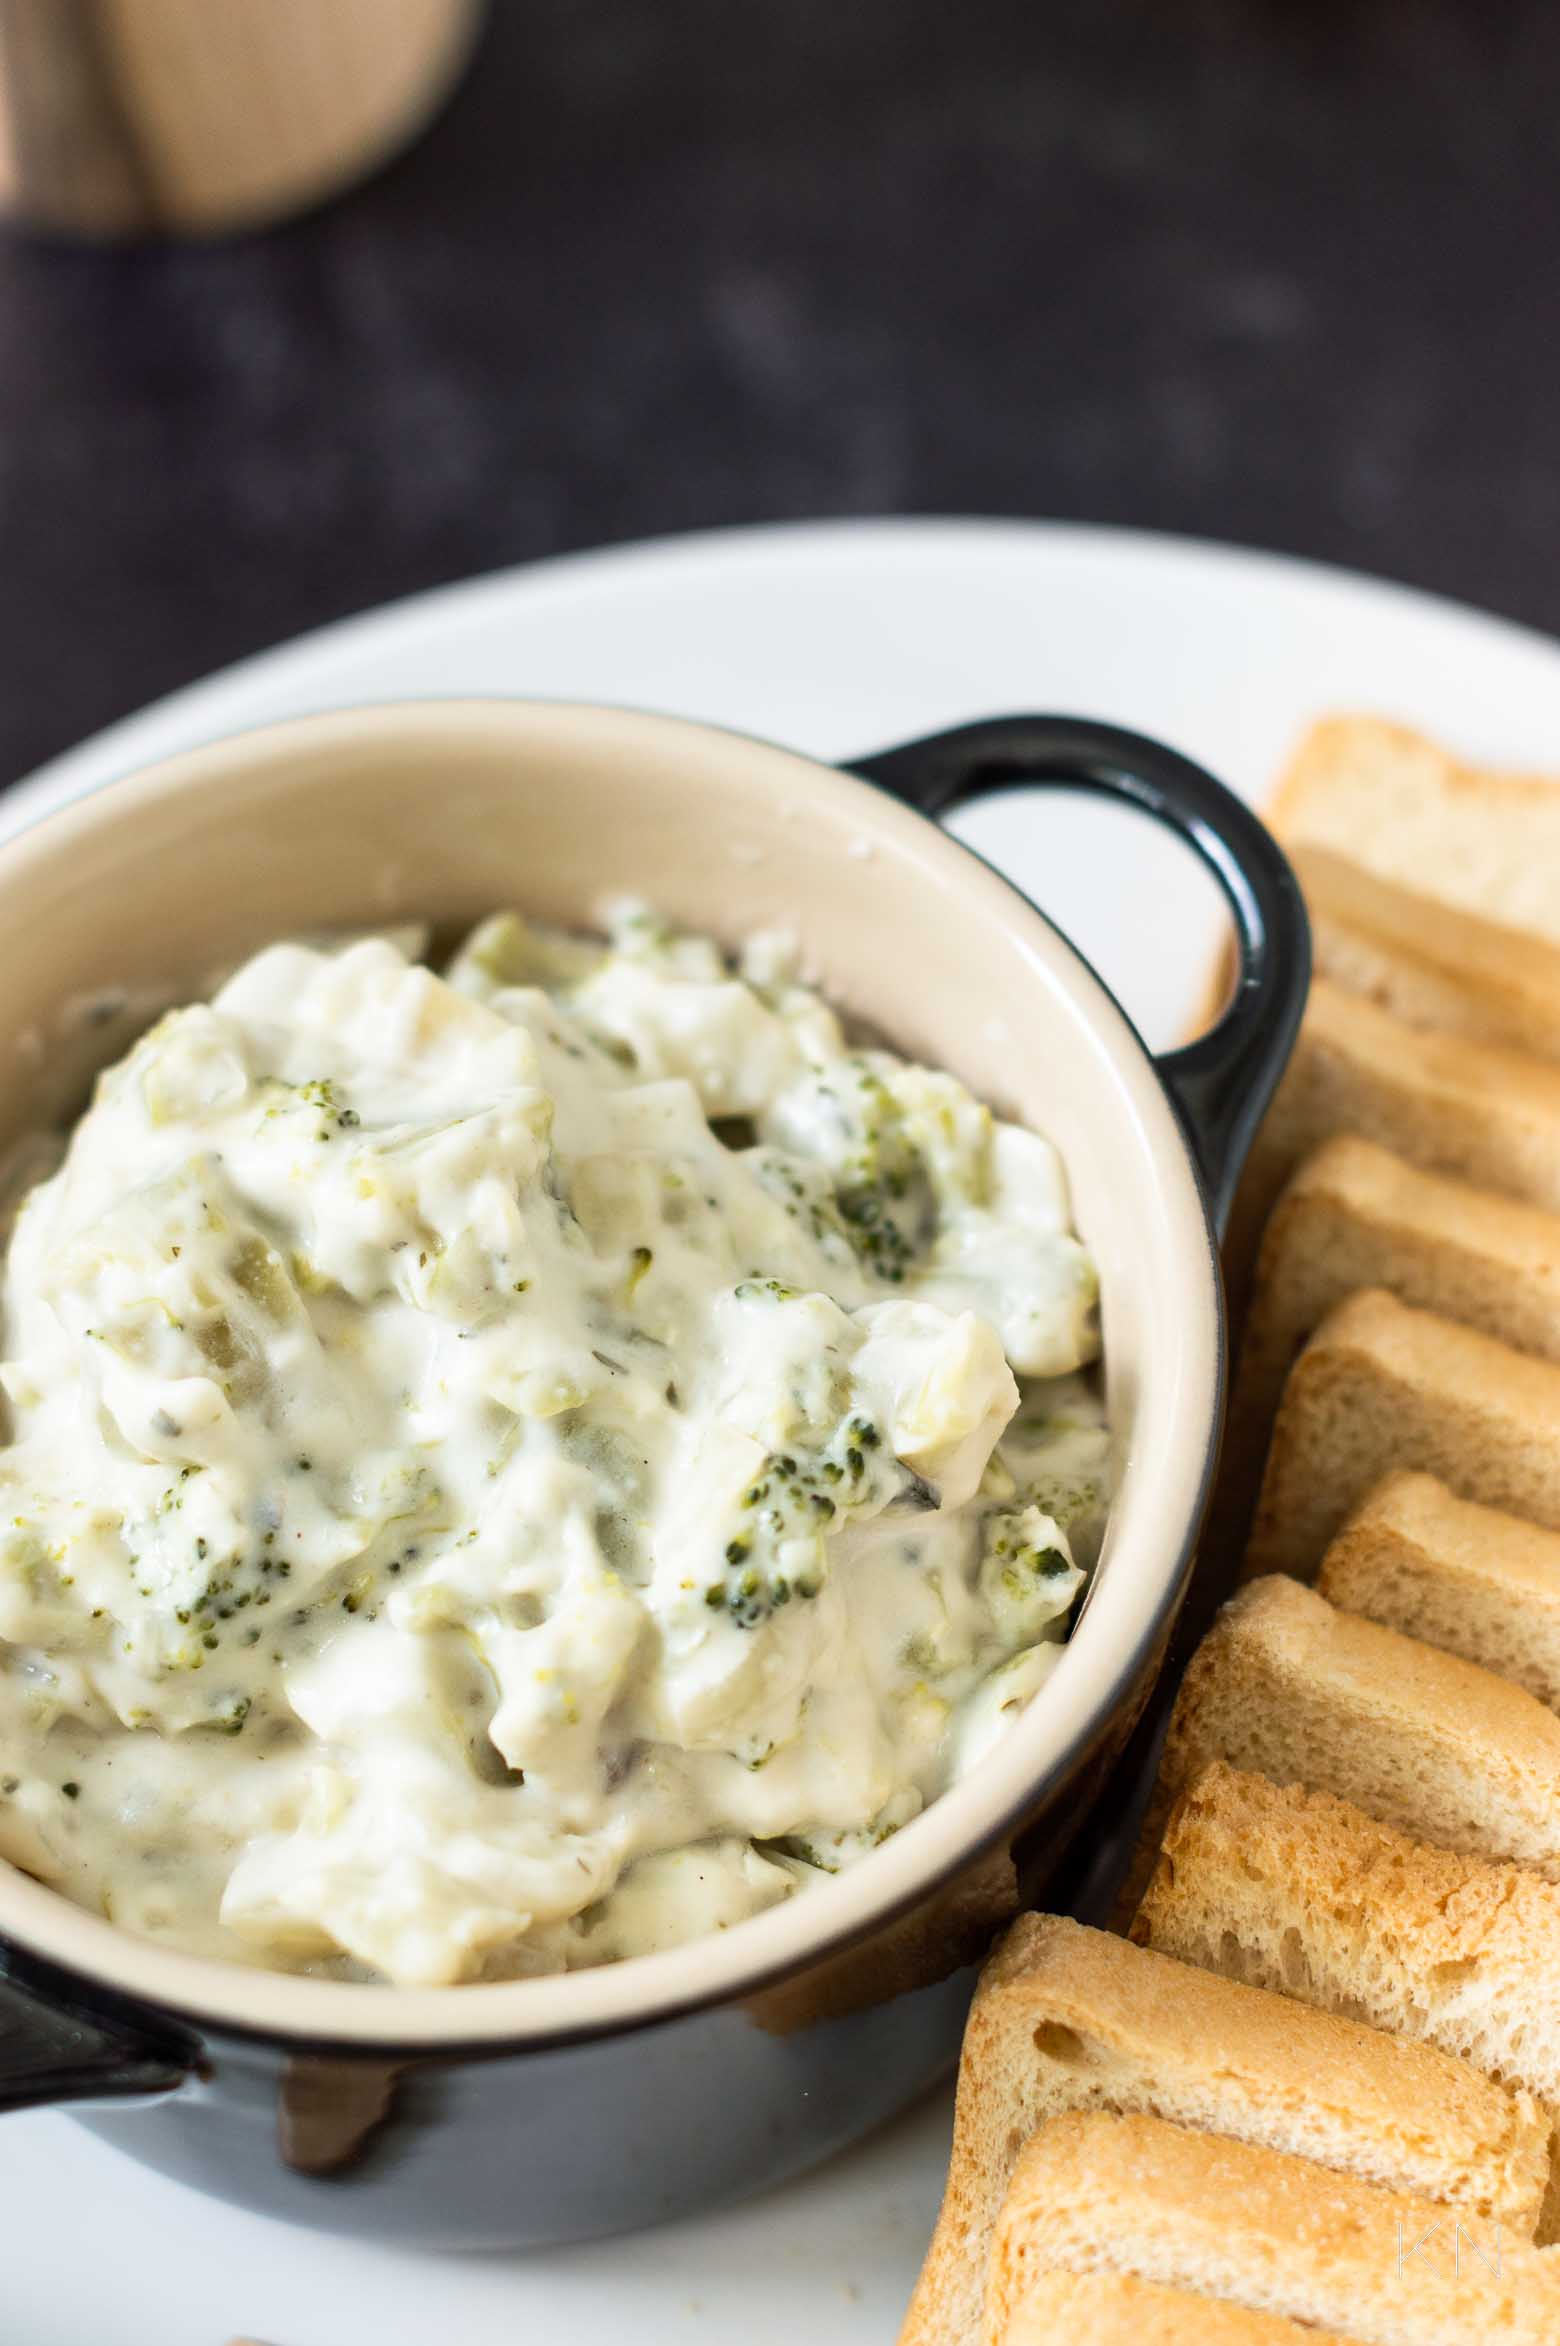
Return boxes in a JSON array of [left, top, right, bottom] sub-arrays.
[[1223, 980, 1560, 1301], [1132, 1762, 1560, 2237], [1005, 2269, 1359, 2345], [1155, 1572, 1560, 1879], [1211, 1138, 1560, 1569], [1294, 840, 1560, 1061], [1134, 1763, 1560, 2113], [1271, 717, 1560, 944], [985, 2111, 1560, 2346], [1319, 1473, 1560, 1715], [896, 1912, 1546, 2344], [1245, 1288, 1560, 1582], [1113, 1538, 1560, 1930]]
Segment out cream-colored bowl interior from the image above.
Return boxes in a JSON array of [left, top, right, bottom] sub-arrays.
[[0, 701, 1220, 2045]]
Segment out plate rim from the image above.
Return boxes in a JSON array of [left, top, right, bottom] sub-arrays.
[[13, 514, 1560, 827]]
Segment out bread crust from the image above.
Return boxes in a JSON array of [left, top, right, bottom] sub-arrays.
[[1225, 979, 1560, 1303], [1319, 1472, 1560, 1715], [1133, 1762, 1560, 2236], [1294, 841, 1560, 1063], [1211, 1138, 1560, 1574], [1245, 1288, 1560, 1581], [1004, 2267, 1356, 2344], [896, 1907, 1547, 2344], [1160, 1572, 1560, 1878], [1135, 1763, 1560, 2099], [1271, 715, 1560, 947], [985, 2110, 1560, 2345]]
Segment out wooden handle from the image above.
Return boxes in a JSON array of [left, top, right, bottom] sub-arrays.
[[0, 0, 483, 239]]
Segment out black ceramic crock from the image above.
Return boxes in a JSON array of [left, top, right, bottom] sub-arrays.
[[0, 704, 1308, 2246]]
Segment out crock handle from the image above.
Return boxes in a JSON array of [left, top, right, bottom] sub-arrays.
[[0, 1967, 190, 2113], [846, 716, 1310, 1233]]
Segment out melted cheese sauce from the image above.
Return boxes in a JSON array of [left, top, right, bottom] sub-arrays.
[[0, 908, 1108, 1986]]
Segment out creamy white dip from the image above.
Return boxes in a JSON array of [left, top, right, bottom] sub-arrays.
[[0, 906, 1107, 1986]]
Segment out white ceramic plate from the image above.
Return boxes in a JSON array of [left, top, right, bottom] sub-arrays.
[[6, 519, 1560, 2346]]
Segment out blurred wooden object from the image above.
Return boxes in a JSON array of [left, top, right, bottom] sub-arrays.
[[0, 0, 483, 239]]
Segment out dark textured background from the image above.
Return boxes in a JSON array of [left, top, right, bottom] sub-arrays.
[[2, 0, 1557, 786]]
